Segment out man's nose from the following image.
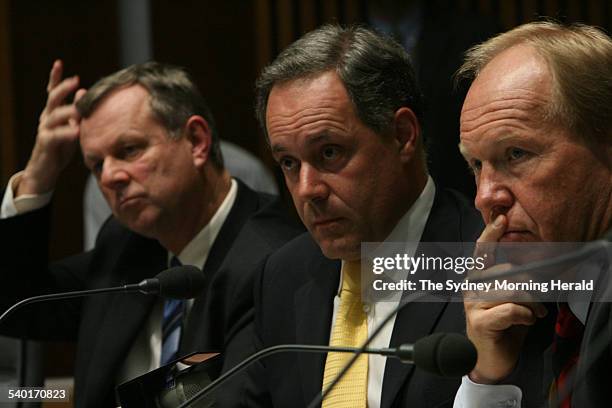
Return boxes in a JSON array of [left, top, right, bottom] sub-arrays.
[[99, 158, 130, 190], [295, 163, 329, 204], [474, 164, 513, 223]]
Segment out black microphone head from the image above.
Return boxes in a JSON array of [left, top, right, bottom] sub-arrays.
[[157, 265, 205, 299], [413, 333, 477, 377]]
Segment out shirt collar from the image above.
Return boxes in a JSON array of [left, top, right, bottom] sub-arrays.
[[168, 178, 238, 270], [339, 176, 436, 295]]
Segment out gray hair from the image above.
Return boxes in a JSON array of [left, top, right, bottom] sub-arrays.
[[76, 61, 223, 168], [255, 24, 424, 141], [457, 21, 612, 146]]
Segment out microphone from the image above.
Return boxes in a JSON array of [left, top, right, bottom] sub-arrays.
[[0, 265, 205, 325], [155, 265, 206, 299], [410, 332, 477, 377], [176, 333, 476, 408]]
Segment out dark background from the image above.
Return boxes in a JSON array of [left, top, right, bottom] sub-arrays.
[[0, 0, 610, 388]]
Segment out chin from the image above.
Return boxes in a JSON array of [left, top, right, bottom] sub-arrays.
[[119, 213, 160, 239], [317, 238, 361, 261]]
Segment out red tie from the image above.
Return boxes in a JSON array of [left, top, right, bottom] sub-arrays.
[[549, 303, 584, 408]]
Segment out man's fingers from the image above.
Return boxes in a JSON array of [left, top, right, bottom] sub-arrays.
[[45, 76, 79, 112], [467, 300, 548, 328], [41, 123, 80, 143], [47, 60, 63, 92], [491, 303, 539, 328], [466, 262, 512, 286], [478, 214, 507, 243], [515, 301, 548, 319], [471, 303, 540, 332], [474, 214, 507, 266], [42, 105, 80, 129]]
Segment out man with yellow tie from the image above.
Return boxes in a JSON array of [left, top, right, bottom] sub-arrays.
[[219, 25, 483, 407]]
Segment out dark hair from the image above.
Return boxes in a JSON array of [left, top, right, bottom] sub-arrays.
[[255, 24, 424, 141], [77, 61, 223, 168]]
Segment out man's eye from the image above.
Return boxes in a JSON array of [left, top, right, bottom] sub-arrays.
[[508, 147, 527, 161], [124, 145, 140, 157], [279, 157, 297, 171], [322, 146, 340, 161]]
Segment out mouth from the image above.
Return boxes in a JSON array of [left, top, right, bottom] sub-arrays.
[[500, 230, 534, 242], [311, 217, 343, 229], [118, 195, 144, 208]]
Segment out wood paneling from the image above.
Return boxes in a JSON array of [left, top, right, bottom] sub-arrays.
[[151, 1, 259, 156], [0, 0, 15, 186]]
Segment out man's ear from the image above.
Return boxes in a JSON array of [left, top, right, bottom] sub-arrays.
[[392, 107, 420, 162], [185, 115, 212, 168]]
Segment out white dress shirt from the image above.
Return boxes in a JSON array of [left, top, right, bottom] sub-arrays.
[[116, 178, 237, 386], [330, 176, 435, 408]]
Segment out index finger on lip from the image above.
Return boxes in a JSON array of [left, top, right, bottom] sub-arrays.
[[474, 214, 508, 265]]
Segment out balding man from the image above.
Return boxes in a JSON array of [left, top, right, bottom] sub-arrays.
[[454, 21, 612, 407]]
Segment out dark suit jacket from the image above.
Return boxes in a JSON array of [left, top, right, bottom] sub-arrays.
[[224, 187, 483, 408], [571, 301, 612, 407], [0, 180, 302, 407], [507, 262, 612, 408], [563, 238, 612, 407]]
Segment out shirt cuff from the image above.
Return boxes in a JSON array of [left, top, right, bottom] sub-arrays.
[[453, 375, 522, 408], [1, 172, 53, 219]]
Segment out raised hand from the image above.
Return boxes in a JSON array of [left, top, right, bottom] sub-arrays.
[[464, 215, 547, 383], [17, 60, 87, 196]]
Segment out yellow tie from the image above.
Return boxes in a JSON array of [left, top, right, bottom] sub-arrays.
[[322, 261, 368, 408]]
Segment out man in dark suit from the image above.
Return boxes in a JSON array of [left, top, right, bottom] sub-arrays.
[[0, 61, 301, 407], [221, 25, 483, 408], [453, 22, 612, 407]]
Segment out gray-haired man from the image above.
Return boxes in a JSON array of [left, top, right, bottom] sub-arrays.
[[0, 61, 301, 406]]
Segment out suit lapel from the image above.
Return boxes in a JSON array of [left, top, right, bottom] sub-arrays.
[[294, 256, 340, 404], [381, 188, 465, 407], [80, 233, 167, 407], [201, 181, 261, 276], [182, 181, 262, 351], [381, 301, 447, 408]]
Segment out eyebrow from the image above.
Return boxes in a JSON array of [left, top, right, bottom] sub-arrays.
[[271, 132, 334, 154], [82, 133, 140, 165], [458, 132, 530, 155]]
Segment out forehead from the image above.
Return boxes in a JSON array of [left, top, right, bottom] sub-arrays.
[[85, 85, 152, 124], [462, 44, 552, 114], [80, 85, 156, 148], [462, 44, 553, 116], [266, 71, 356, 132], [459, 45, 555, 149], [265, 71, 369, 156]]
